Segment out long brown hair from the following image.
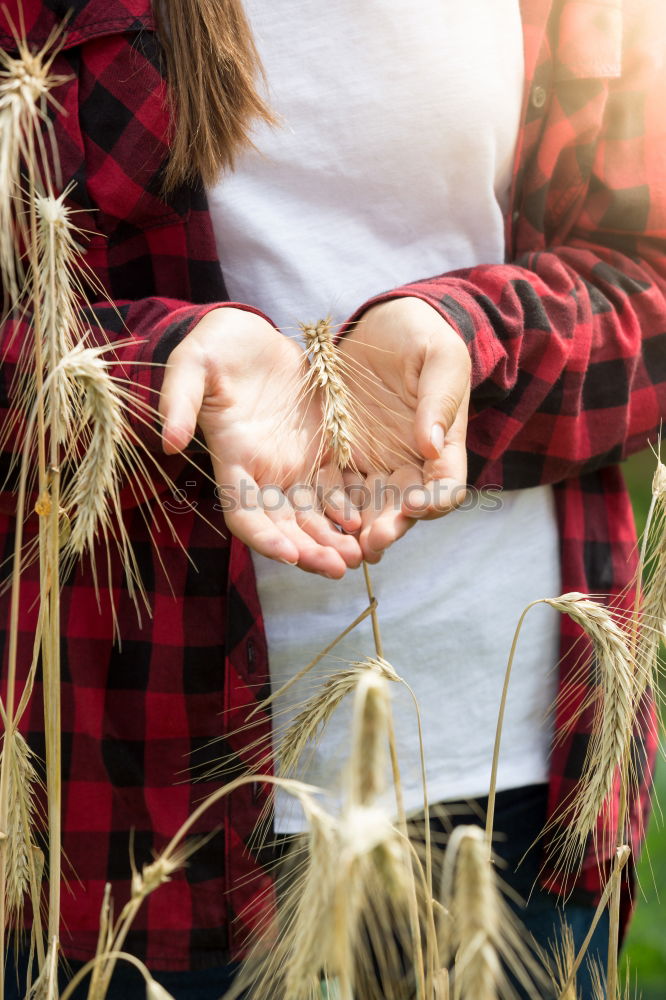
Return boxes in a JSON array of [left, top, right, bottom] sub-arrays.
[[154, 0, 276, 190]]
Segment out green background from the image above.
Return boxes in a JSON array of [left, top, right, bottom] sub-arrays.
[[621, 449, 665, 999]]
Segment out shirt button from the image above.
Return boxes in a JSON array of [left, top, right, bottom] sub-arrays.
[[512, 210, 521, 224], [532, 85, 547, 109]]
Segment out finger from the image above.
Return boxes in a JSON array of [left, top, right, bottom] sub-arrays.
[[414, 336, 471, 462], [342, 470, 369, 520], [317, 463, 362, 534], [356, 470, 415, 561], [355, 472, 387, 564], [218, 471, 300, 565], [290, 485, 363, 568], [262, 486, 349, 577], [415, 386, 470, 516], [159, 350, 205, 455]]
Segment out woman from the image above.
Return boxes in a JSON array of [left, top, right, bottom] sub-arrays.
[[1, 0, 664, 997]]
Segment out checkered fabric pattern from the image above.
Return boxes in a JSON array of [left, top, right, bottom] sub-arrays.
[[0, 0, 664, 970]]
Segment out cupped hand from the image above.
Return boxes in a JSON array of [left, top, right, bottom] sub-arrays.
[[337, 296, 471, 561], [159, 307, 362, 577]]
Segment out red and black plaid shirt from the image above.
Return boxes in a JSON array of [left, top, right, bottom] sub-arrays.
[[1, 0, 664, 971]]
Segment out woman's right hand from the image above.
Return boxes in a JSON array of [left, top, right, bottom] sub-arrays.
[[159, 306, 362, 577]]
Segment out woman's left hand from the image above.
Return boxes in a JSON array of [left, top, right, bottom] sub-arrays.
[[337, 296, 471, 562]]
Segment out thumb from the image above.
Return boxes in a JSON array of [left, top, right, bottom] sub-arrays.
[[414, 339, 470, 462], [159, 352, 206, 454]]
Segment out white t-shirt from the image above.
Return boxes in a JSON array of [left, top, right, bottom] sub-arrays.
[[207, 0, 562, 829]]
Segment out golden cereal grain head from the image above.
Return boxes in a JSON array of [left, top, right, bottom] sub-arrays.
[[282, 802, 338, 998], [633, 460, 666, 706], [545, 918, 579, 1000], [545, 594, 634, 870], [1, 729, 43, 935], [441, 825, 545, 1000], [347, 669, 391, 808], [301, 316, 355, 471], [0, 20, 69, 305], [277, 658, 399, 786], [442, 826, 501, 1000], [34, 191, 89, 442]]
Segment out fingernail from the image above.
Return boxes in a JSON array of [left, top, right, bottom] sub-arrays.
[[430, 423, 446, 454], [279, 557, 299, 567]]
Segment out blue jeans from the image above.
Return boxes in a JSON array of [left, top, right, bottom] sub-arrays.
[[6, 785, 608, 999]]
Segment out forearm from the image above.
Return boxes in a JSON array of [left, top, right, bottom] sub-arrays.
[[346, 243, 665, 488]]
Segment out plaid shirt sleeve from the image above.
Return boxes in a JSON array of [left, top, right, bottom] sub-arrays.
[[348, 0, 666, 490]]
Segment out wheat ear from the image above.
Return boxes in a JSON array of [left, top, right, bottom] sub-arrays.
[[56, 345, 125, 557], [301, 316, 355, 471], [607, 456, 666, 998], [282, 800, 338, 999], [546, 594, 634, 868], [546, 918, 579, 1000], [442, 826, 501, 1000], [0, 20, 68, 305], [277, 657, 399, 781], [333, 672, 422, 1000], [441, 825, 545, 1000], [588, 961, 637, 1000], [1, 730, 42, 928], [434, 969, 450, 999], [34, 191, 88, 439], [633, 459, 666, 705]]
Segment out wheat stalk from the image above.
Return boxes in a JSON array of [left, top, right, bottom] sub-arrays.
[[58, 950, 176, 1000], [299, 317, 434, 995], [89, 775, 317, 999], [553, 845, 630, 1000], [0, 26, 69, 991]]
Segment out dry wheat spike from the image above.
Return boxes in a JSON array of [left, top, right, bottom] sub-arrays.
[[546, 594, 634, 872]]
